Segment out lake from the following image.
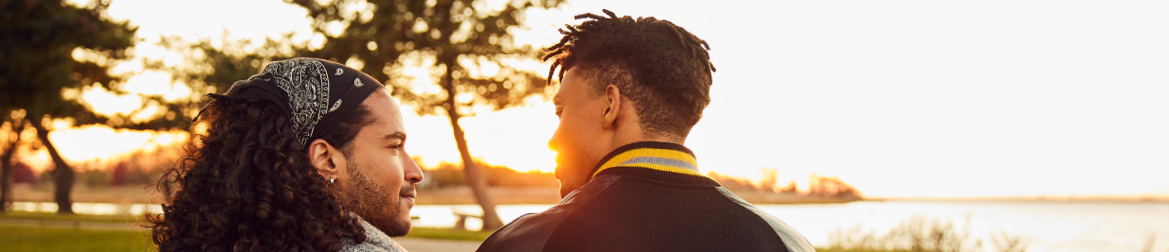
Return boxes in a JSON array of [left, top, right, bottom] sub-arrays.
[[13, 201, 1169, 251]]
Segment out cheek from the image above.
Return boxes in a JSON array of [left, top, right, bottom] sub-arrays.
[[385, 158, 406, 186], [366, 153, 405, 187], [556, 123, 597, 178], [556, 122, 586, 156], [561, 109, 596, 143]]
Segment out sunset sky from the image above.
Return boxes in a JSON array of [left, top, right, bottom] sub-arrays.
[[27, 0, 1169, 198]]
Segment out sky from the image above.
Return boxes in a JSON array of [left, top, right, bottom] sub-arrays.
[[33, 0, 1169, 198]]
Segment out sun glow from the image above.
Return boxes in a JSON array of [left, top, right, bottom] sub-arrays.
[[77, 83, 143, 117], [19, 124, 188, 173], [121, 71, 193, 102], [7, 0, 1163, 200], [400, 97, 558, 173]]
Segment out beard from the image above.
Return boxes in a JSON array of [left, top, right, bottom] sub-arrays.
[[342, 161, 414, 237]]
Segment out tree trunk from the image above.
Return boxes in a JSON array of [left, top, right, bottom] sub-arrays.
[[440, 70, 504, 231], [0, 142, 13, 212], [0, 118, 24, 212], [30, 118, 73, 214]]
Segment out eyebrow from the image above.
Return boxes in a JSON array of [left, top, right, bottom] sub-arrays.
[[383, 132, 406, 142]]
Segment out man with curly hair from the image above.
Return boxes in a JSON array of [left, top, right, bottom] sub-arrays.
[[148, 58, 422, 252], [475, 10, 814, 252]]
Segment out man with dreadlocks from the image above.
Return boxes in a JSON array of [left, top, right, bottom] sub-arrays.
[[147, 58, 422, 252], [475, 10, 814, 252]]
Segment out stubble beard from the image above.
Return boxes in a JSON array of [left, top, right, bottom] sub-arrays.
[[343, 161, 413, 237]]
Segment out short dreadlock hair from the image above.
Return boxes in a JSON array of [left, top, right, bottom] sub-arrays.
[[543, 9, 716, 139]]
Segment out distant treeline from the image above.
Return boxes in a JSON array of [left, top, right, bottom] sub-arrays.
[[708, 172, 864, 199], [9, 139, 184, 188], [420, 161, 864, 201], [12, 149, 176, 188], [421, 161, 559, 189], [15, 153, 862, 201]]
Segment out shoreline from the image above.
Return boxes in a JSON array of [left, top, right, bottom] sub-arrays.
[[10, 183, 1165, 205], [9, 184, 863, 205], [866, 196, 1169, 203]]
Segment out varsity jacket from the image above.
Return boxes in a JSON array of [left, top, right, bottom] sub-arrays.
[[475, 141, 815, 252]]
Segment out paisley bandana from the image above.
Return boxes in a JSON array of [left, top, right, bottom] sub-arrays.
[[204, 57, 383, 147]]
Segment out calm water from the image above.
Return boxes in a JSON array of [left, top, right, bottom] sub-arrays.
[[15, 201, 1169, 251], [755, 201, 1169, 252], [412, 201, 1169, 252]]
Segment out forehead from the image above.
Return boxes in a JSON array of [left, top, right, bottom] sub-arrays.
[[360, 89, 405, 135], [555, 68, 589, 102]]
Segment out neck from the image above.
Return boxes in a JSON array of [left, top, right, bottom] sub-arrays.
[[609, 131, 684, 151]]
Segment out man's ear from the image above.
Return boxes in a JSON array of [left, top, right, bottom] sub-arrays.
[[308, 139, 340, 180], [602, 84, 622, 129]]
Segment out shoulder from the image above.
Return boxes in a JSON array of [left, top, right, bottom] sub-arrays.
[[477, 175, 624, 252], [713, 187, 816, 252], [341, 215, 408, 252], [475, 212, 558, 252], [340, 238, 406, 252]]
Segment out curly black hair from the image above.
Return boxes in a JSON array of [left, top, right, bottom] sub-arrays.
[[543, 9, 716, 139], [145, 95, 375, 252]]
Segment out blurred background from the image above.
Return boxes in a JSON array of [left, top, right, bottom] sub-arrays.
[[1, 0, 1166, 251]]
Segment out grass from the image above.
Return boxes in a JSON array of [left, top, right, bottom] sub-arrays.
[[0, 226, 490, 252], [0, 223, 928, 252], [0, 211, 494, 251], [825, 215, 1033, 252], [0, 226, 155, 252], [0, 211, 930, 252], [0, 226, 488, 252], [405, 227, 493, 241]]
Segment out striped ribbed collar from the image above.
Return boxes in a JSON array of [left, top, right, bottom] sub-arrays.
[[591, 141, 704, 178]]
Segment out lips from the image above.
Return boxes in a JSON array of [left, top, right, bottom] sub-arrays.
[[400, 190, 416, 206]]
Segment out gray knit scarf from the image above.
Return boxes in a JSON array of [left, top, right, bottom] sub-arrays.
[[340, 213, 408, 252]]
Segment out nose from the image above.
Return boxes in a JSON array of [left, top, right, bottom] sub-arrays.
[[404, 155, 424, 184], [547, 129, 559, 152]]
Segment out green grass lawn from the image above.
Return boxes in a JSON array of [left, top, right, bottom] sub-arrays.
[[0, 211, 489, 251], [0, 225, 485, 252], [0, 226, 155, 252], [2, 211, 861, 251], [0, 224, 867, 252], [405, 227, 493, 241]]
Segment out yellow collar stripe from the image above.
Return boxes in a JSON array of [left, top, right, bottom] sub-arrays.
[[592, 148, 703, 177]]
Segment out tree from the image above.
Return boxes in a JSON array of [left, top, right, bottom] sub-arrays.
[[287, 0, 564, 230], [130, 35, 301, 204], [146, 35, 298, 127], [0, 109, 28, 212], [0, 0, 136, 213]]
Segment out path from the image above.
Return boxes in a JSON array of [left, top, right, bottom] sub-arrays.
[[395, 238, 481, 252]]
